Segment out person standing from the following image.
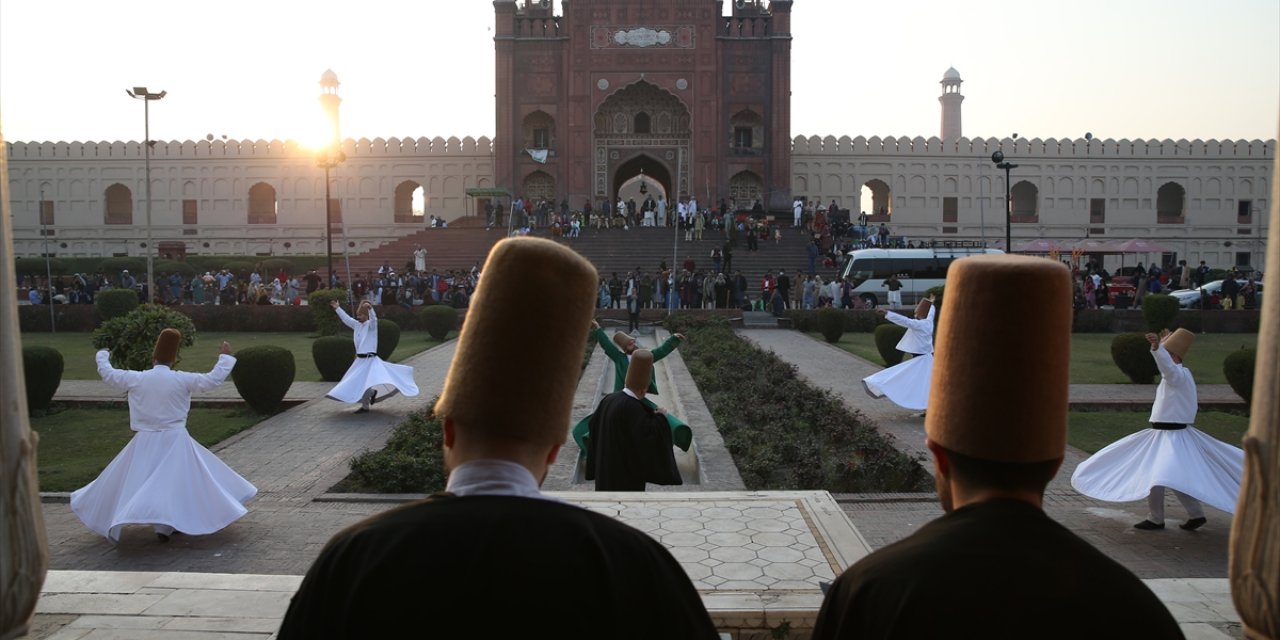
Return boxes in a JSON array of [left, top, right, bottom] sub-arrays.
[[776, 270, 792, 310], [71, 330, 256, 542], [326, 300, 420, 413], [586, 350, 682, 491], [413, 244, 428, 273], [814, 255, 1180, 639], [279, 238, 717, 639], [793, 197, 804, 228], [882, 273, 903, 308], [862, 296, 936, 412], [1072, 328, 1243, 531]]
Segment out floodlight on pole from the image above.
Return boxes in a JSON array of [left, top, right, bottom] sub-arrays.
[[991, 150, 1018, 252], [127, 87, 166, 303]]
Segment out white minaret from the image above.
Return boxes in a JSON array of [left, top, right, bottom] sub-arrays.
[[939, 67, 964, 140], [318, 69, 342, 145]]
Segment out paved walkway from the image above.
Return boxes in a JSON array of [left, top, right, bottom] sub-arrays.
[[25, 332, 1245, 638]]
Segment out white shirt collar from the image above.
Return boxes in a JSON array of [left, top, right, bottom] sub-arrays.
[[445, 459, 553, 501]]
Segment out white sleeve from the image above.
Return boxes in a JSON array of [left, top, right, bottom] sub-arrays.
[[96, 350, 139, 391], [334, 306, 361, 331], [181, 354, 237, 392]]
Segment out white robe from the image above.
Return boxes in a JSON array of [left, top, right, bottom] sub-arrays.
[[1072, 344, 1244, 512], [71, 351, 257, 541], [861, 307, 935, 411], [326, 306, 420, 404]]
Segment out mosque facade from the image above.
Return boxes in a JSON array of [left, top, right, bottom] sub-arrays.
[[4, 0, 1274, 271]]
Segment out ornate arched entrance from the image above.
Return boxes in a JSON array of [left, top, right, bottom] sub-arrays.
[[593, 80, 691, 200], [613, 155, 671, 204]]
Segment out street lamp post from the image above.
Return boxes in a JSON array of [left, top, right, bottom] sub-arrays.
[[317, 148, 346, 287], [991, 150, 1018, 251], [39, 187, 54, 331], [127, 87, 166, 303]]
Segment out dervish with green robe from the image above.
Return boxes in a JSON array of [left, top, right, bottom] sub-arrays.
[[572, 326, 693, 453]]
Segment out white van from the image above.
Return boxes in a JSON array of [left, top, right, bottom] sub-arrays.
[[839, 245, 1005, 308]]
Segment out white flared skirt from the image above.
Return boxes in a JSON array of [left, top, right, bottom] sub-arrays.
[[1071, 426, 1244, 514], [862, 353, 933, 411], [70, 428, 258, 542], [326, 356, 420, 404]]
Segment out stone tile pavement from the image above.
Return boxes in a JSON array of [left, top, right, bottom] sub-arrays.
[[23, 330, 1247, 638]]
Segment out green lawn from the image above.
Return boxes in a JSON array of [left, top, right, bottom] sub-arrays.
[[1069, 410, 1248, 454], [20, 331, 451, 381], [31, 406, 266, 492], [816, 332, 1257, 385]]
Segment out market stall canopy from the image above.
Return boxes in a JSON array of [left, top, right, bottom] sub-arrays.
[[1072, 238, 1120, 253], [1015, 239, 1068, 253], [1111, 238, 1174, 253]]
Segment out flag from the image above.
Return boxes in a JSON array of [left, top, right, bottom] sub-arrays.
[[526, 148, 549, 164]]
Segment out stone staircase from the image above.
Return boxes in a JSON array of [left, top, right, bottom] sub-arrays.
[[344, 219, 845, 301]]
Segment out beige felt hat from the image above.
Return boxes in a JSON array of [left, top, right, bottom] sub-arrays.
[[436, 238, 598, 446], [625, 349, 654, 394], [926, 255, 1072, 463], [1162, 328, 1194, 360], [612, 331, 637, 351], [152, 328, 182, 365], [914, 298, 932, 319]]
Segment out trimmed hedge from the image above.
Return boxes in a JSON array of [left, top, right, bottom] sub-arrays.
[[231, 345, 296, 413], [155, 260, 195, 278], [785, 309, 880, 333], [377, 319, 400, 360], [309, 290, 351, 336], [1111, 333, 1159, 384], [1223, 348, 1255, 405], [816, 308, 845, 343], [314, 336, 355, 381], [258, 258, 296, 277], [420, 305, 457, 340], [15, 257, 67, 278], [1141, 294, 1179, 332], [873, 323, 908, 366], [22, 345, 64, 413], [101, 257, 146, 277], [666, 314, 929, 492], [91, 304, 198, 371], [337, 401, 447, 493], [95, 288, 140, 322]]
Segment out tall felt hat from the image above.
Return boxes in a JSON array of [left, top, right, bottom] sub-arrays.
[[625, 349, 654, 394], [436, 238, 598, 446], [1162, 328, 1195, 360], [914, 298, 932, 319], [926, 255, 1072, 463], [612, 331, 637, 351], [152, 328, 182, 364]]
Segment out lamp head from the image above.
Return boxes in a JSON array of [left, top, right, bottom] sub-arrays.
[[991, 151, 1004, 164]]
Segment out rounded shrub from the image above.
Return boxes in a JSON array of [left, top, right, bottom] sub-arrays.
[[91, 304, 198, 371], [100, 257, 146, 277], [420, 304, 457, 341], [377, 318, 400, 360], [259, 258, 296, 277], [231, 345, 296, 414], [816, 308, 845, 343], [22, 345, 64, 413], [873, 323, 908, 366], [313, 336, 355, 381], [1110, 332, 1159, 384], [309, 289, 351, 336], [342, 404, 446, 493], [1141, 293, 1180, 332], [1223, 348, 1255, 405], [95, 287, 140, 321]]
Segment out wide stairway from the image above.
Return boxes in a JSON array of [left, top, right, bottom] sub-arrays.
[[343, 215, 845, 297]]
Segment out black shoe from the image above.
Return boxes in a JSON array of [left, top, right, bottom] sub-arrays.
[[354, 407, 370, 414], [157, 532, 171, 543], [1134, 520, 1164, 530], [1179, 517, 1207, 531]]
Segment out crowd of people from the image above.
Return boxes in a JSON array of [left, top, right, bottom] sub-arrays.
[[1076, 259, 1262, 310]]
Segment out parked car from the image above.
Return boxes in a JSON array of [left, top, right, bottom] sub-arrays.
[[1169, 279, 1263, 309]]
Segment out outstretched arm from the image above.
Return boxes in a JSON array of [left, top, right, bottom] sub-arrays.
[[96, 350, 140, 391], [333, 303, 361, 331], [182, 342, 237, 392], [591, 321, 623, 359], [652, 333, 685, 361]]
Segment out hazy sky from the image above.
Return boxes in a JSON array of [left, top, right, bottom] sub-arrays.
[[2, 0, 1277, 145]]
